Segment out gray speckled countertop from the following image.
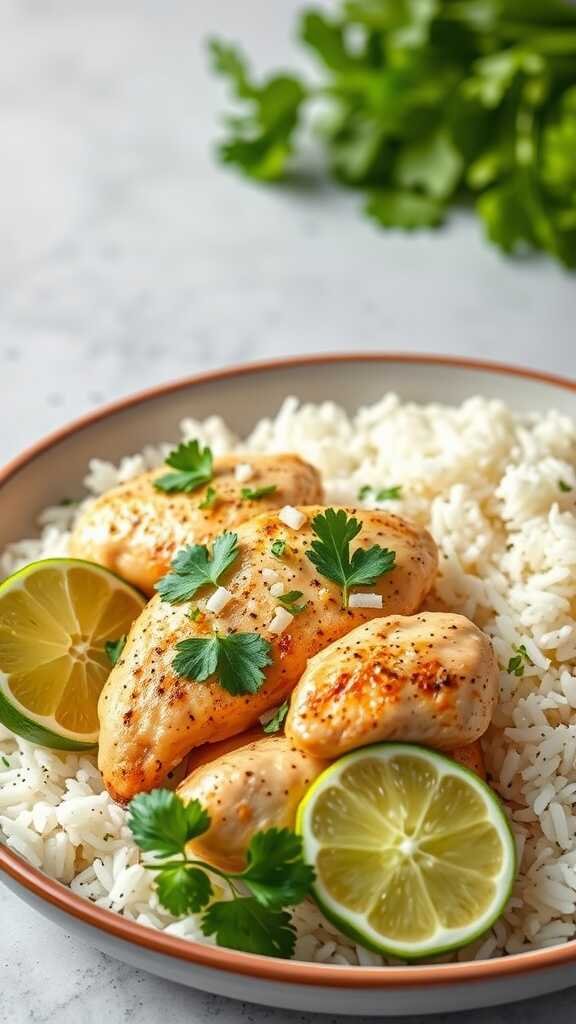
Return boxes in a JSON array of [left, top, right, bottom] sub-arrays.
[[1, 2, 576, 1022]]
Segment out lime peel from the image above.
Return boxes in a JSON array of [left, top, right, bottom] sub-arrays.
[[296, 743, 517, 961]]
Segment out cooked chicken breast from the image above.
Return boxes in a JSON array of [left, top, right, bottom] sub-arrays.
[[178, 734, 329, 871], [98, 507, 437, 801], [286, 612, 498, 758], [70, 453, 322, 595], [177, 733, 487, 870], [450, 739, 486, 780]]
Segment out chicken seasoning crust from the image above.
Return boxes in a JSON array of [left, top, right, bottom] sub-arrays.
[[286, 613, 499, 759], [97, 506, 438, 802], [70, 452, 323, 594]]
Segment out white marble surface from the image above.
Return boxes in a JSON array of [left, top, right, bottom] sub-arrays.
[[1, 1, 576, 1022]]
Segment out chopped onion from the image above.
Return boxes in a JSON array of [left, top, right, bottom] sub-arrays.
[[268, 607, 294, 634], [270, 582, 284, 597], [279, 505, 306, 530], [235, 462, 254, 483], [348, 593, 383, 609], [262, 567, 280, 585], [206, 587, 233, 613]]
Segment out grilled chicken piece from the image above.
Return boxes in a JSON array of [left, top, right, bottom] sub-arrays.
[[178, 734, 328, 871], [178, 733, 486, 870], [98, 507, 437, 802], [70, 453, 322, 595], [450, 739, 486, 780], [286, 612, 498, 759]]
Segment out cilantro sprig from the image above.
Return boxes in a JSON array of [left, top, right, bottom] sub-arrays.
[[155, 440, 214, 494], [155, 532, 239, 604], [127, 789, 314, 957], [210, 2, 576, 268], [173, 631, 273, 695], [306, 508, 395, 608]]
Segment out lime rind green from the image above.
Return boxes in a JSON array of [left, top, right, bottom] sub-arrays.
[[296, 743, 517, 961]]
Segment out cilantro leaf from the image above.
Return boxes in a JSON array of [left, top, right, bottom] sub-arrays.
[[365, 190, 445, 230], [156, 866, 213, 917], [209, 39, 306, 182], [201, 898, 296, 958], [376, 486, 403, 501], [241, 484, 278, 501], [277, 590, 308, 615], [262, 701, 289, 734], [173, 632, 273, 695], [105, 635, 126, 666], [127, 790, 210, 858], [395, 130, 463, 200], [199, 486, 219, 510], [127, 786, 313, 959], [358, 485, 403, 502], [506, 644, 533, 678], [239, 828, 315, 908], [271, 538, 288, 559], [306, 508, 395, 607], [155, 440, 214, 494], [559, 479, 573, 492], [155, 532, 239, 604]]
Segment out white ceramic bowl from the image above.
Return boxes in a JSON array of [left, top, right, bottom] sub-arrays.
[[2, 354, 576, 1016]]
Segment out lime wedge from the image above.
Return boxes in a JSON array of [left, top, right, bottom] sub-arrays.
[[0, 558, 146, 749], [297, 743, 516, 960]]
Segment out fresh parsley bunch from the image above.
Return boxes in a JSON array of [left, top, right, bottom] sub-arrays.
[[127, 789, 314, 957], [209, 0, 576, 267]]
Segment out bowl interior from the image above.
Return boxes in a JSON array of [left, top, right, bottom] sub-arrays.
[[1, 355, 574, 550]]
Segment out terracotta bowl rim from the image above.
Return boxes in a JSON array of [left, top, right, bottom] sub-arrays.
[[1, 351, 575, 990]]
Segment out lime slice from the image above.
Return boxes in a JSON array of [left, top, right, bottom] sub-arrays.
[[297, 743, 516, 960], [0, 558, 146, 750]]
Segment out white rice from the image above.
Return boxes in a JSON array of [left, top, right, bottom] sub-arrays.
[[2, 392, 576, 964]]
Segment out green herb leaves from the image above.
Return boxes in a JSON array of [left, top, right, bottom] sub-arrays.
[[127, 789, 314, 958], [241, 484, 278, 501], [262, 700, 289, 734], [173, 632, 273, 695], [156, 532, 239, 604], [128, 789, 210, 858], [105, 636, 126, 666], [242, 827, 313, 908], [201, 899, 295, 957], [358, 485, 403, 502], [271, 538, 288, 559], [155, 440, 214, 494], [157, 865, 213, 917], [306, 508, 395, 607], [507, 644, 533, 677], [277, 591, 307, 615], [199, 486, 219, 510], [210, 2, 576, 267], [209, 39, 306, 183]]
